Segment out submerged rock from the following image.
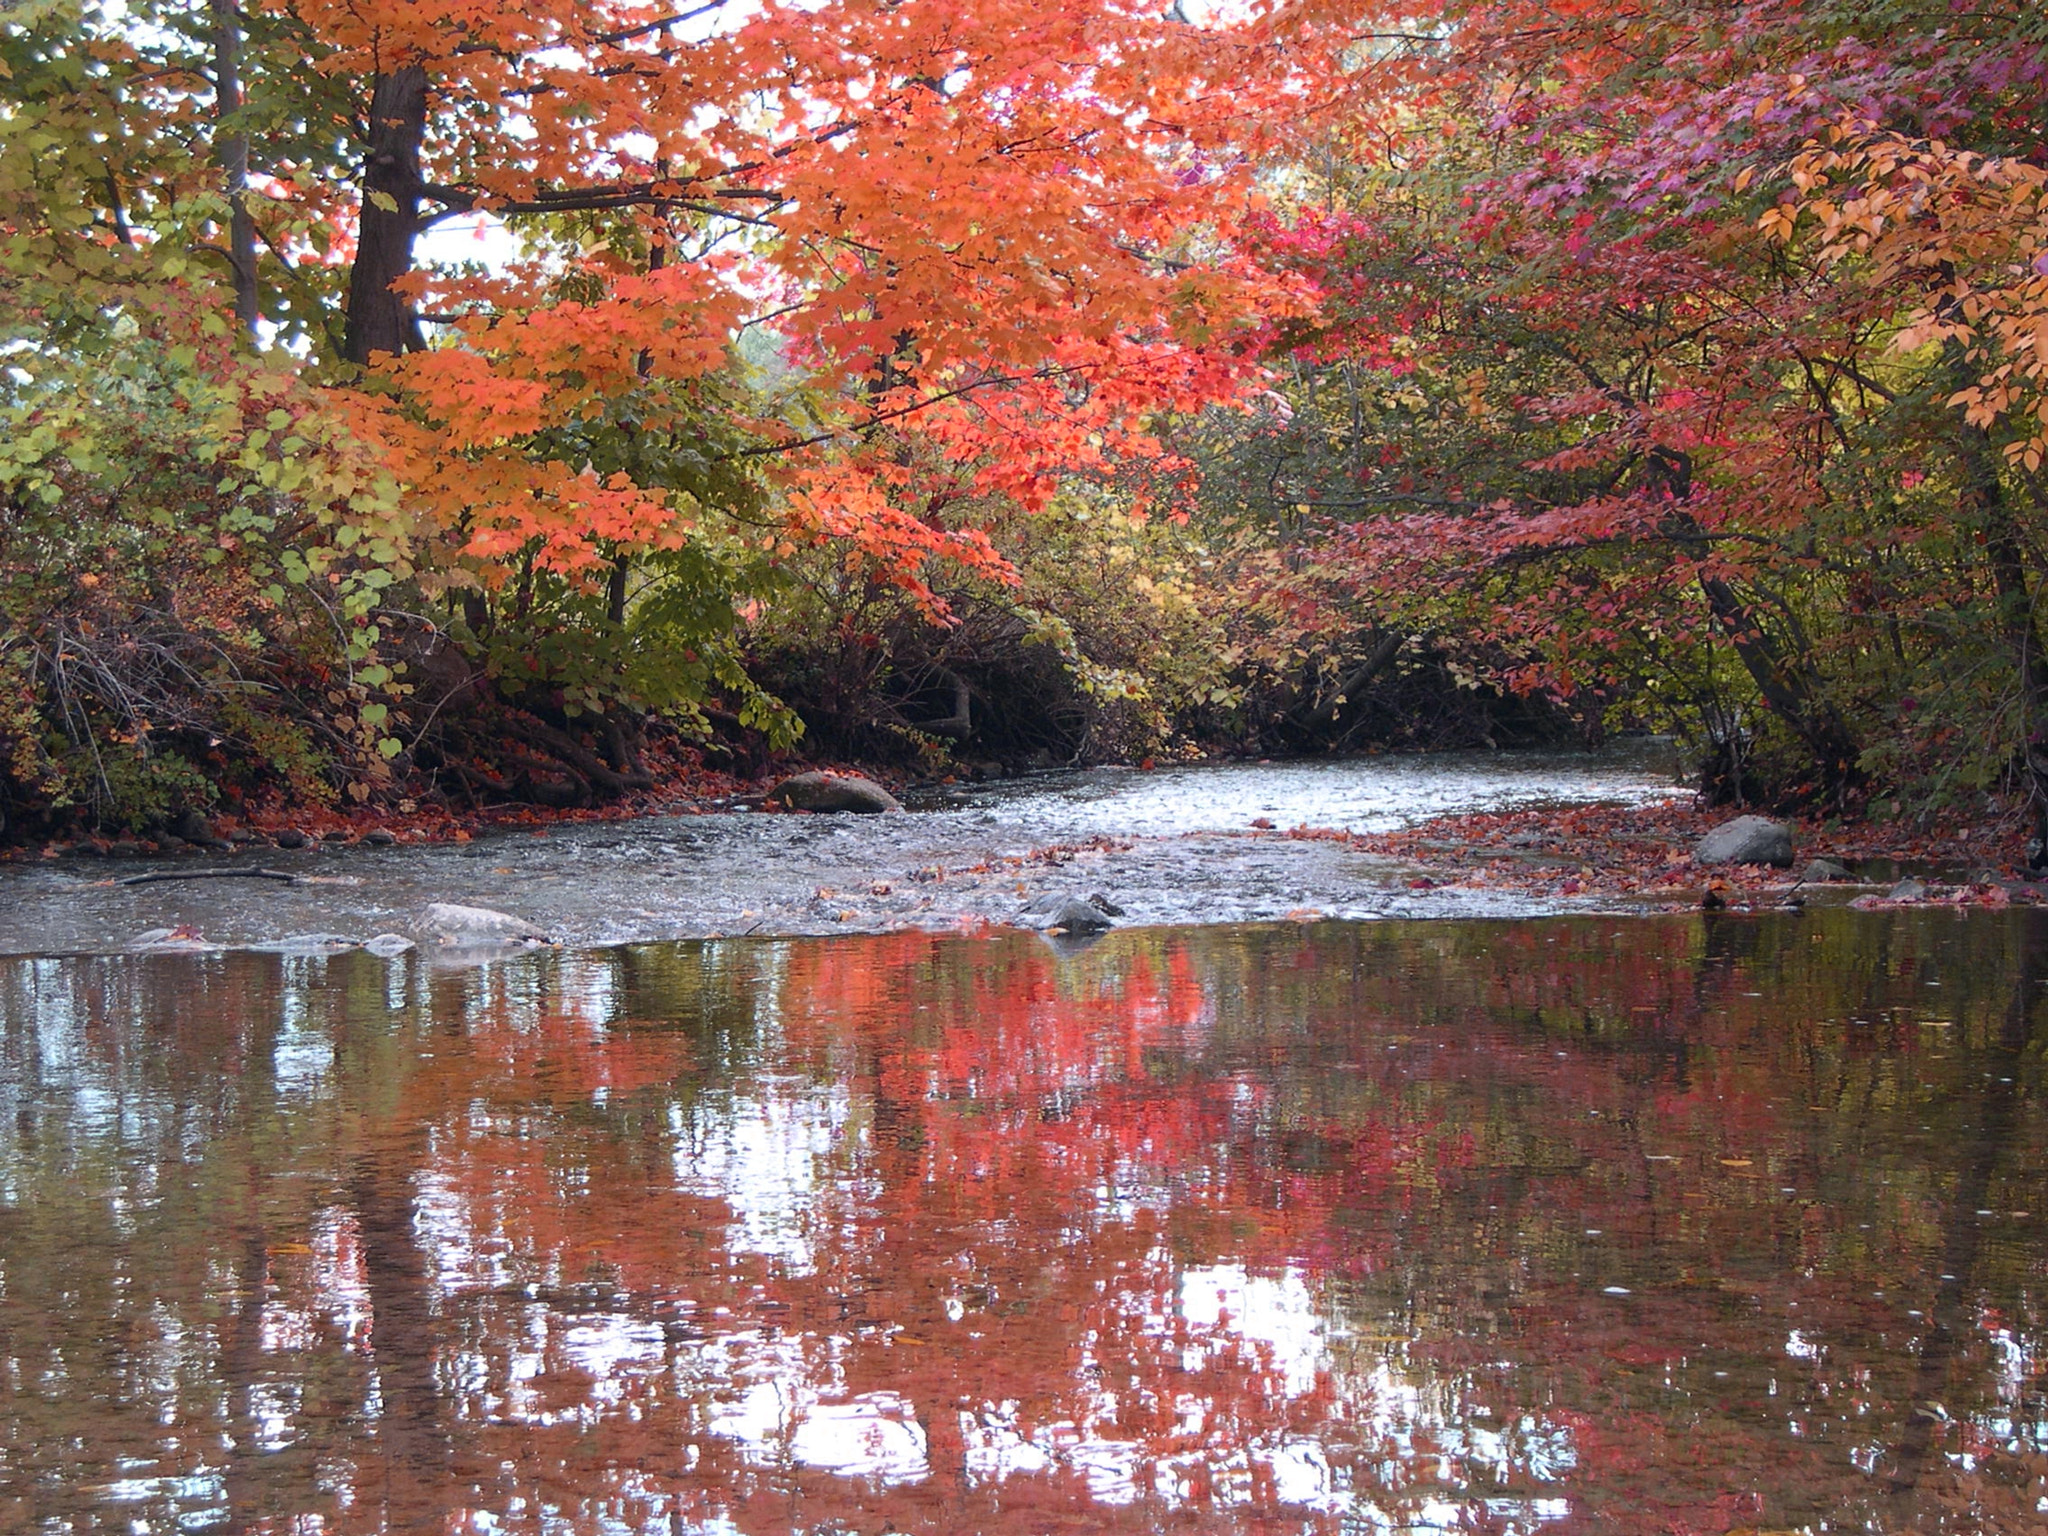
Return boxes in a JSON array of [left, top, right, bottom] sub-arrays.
[[764, 771, 903, 814], [419, 902, 554, 947], [132, 926, 213, 951], [256, 933, 363, 955], [1695, 815, 1794, 868]]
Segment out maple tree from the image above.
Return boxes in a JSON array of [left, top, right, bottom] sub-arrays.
[[0, 0, 1340, 826]]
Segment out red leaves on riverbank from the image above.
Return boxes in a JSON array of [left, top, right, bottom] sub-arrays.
[[1270, 798, 2038, 910]]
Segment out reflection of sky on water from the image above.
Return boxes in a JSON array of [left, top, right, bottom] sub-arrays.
[[671, 1082, 861, 1275]]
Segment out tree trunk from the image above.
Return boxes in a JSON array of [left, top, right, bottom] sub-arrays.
[[344, 66, 429, 365], [1694, 572, 1862, 798], [211, 0, 259, 338], [1300, 629, 1404, 733], [1953, 381, 2048, 863], [1647, 446, 1860, 801]]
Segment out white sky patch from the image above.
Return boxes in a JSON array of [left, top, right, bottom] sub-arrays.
[[1178, 1263, 1328, 1397], [669, 1082, 861, 1274]]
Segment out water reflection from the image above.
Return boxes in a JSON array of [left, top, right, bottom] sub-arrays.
[[3, 912, 2047, 1532]]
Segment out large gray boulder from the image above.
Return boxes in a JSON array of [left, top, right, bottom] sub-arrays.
[[1695, 814, 1795, 867], [764, 771, 903, 814]]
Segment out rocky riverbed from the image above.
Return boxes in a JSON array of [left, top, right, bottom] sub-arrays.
[[5, 742, 2028, 957]]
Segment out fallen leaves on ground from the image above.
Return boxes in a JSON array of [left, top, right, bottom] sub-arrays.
[[1254, 798, 2040, 911]]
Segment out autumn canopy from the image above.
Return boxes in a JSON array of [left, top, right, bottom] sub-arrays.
[[2, 0, 2046, 841]]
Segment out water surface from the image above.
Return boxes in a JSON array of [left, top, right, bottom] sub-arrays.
[[4, 906, 2046, 1532]]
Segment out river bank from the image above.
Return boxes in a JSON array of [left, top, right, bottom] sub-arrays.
[[0, 747, 2036, 955]]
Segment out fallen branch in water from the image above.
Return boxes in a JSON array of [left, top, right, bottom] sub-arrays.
[[113, 866, 301, 888]]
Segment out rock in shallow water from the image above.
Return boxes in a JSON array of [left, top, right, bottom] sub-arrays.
[[1017, 892, 1118, 934], [419, 902, 554, 947], [255, 933, 362, 955], [764, 771, 903, 814], [132, 926, 214, 951], [1696, 815, 1794, 867]]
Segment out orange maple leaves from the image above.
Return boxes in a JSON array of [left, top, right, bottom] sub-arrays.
[[1775, 119, 2048, 470], [263, 0, 1340, 597]]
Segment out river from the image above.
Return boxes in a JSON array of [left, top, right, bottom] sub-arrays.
[[0, 746, 1681, 955], [3, 751, 2045, 1533]]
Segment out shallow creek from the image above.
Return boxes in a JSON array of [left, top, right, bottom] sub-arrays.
[[4, 909, 2047, 1532], [0, 747, 1680, 955]]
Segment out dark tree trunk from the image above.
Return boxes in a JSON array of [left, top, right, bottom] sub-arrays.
[[1299, 629, 1405, 733], [211, 0, 259, 338], [1694, 572, 1862, 798], [1648, 446, 1861, 801], [1953, 373, 2048, 863], [344, 66, 429, 365]]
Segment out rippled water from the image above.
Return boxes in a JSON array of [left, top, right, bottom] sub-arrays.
[[0, 745, 1681, 955], [4, 907, 2047, 1532], [937, 746, 1682, 839]]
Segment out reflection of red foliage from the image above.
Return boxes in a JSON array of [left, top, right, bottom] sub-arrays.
[[177, 914, 2048, 1535]]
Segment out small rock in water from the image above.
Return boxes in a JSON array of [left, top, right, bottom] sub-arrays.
[[1695, 815, 1794, 868], [1802, 858, 1852, 884], [1888, 877, 1931, 902], [420, 901, 554, 947], [1018, 893, 1116, 934], [362, 933, 416, 957], [360, 827, 398, 846], [273, 829, 309, 850], [263, 933, 362, 955]]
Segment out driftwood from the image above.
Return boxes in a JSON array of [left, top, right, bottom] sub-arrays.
[[116, 866, 301, 889]]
